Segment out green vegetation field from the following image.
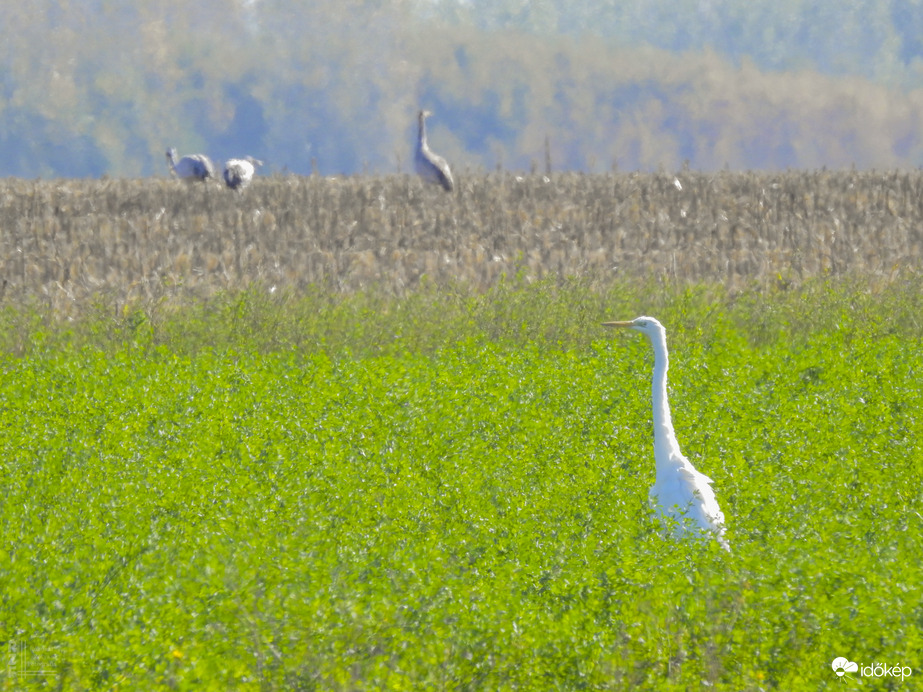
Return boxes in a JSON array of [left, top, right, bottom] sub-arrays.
[[2, 274, 922, 690]]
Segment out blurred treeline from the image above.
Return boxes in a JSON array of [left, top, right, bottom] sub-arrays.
[[5, 0, 923, 178]]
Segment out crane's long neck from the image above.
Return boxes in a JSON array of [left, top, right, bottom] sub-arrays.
[[417, 115, 428, 151], [649, 330, 680, 466]]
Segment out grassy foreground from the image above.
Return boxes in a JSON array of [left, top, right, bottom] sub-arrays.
[[1, 277, 922, 690]]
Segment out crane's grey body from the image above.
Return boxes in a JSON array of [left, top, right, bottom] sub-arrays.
[[223, 156, 263, 191], [166, 148, 215, 183], [414, 110, 454, 192]]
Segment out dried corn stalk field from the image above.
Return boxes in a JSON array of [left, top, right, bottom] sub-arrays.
[[1, 170, 921, 315]]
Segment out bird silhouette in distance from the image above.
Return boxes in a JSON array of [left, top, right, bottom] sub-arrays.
[[603, 316, 729, 551], [223, 156, 263, 191], [414, 109, 454, 192], [166, 148, 215, 183]]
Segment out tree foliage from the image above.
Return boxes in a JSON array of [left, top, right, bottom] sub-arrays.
[[3, 0, 923, 177]]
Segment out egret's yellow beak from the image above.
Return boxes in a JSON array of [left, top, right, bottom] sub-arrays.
[[601, 321, 634, 328]]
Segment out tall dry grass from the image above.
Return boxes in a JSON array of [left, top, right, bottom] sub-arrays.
[[1, 170, 921, 316]]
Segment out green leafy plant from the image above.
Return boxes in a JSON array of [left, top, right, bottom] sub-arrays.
[[0, 277, 921, 689]]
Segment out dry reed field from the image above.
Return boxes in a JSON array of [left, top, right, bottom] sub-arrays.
[[1, 170, 922, 315]]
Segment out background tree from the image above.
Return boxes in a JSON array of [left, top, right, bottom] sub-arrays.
[[2, 0, 923, 177]]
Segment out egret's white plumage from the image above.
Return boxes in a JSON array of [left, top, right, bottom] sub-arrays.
[[166, 148, 215, 183], [603, 316, 729, 551], [414, 110, 454, 192], [223, 156, 263, 191]]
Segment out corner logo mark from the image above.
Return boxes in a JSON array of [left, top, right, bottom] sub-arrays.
[[832, 657, 858, 680]]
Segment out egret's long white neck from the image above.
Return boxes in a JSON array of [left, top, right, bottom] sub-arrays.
[[649, 329, 680, 465]]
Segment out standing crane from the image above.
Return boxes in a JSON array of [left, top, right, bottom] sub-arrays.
[[414, 110, 454, 192], [603, 316, 730, 551], [166, 148, 215, 183], [223, 156, 263, 191]]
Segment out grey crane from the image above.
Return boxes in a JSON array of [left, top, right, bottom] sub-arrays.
[[414, 110, 454, 192], [166, 148, 215, 183], [223, 156, 264, 191]]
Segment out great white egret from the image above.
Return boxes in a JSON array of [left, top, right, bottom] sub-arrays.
[[166, 148, 215, 183], [415, 110, 454, 192], [603, 316, 729, 551], [223, 156, 263, 191]]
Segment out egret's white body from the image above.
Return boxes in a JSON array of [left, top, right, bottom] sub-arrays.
[[604, 316, 729, 550], [223, 156, 263, 191], [166, 148, 215, 183], [414, 110, 454, 192]]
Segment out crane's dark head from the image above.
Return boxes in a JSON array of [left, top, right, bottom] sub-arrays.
[[601, 315, 665, 339]]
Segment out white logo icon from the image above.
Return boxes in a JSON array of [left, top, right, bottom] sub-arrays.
[[832, 657, 858, 678]]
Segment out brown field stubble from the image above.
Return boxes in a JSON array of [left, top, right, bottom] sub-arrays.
[[0, 170, 921, 316]]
